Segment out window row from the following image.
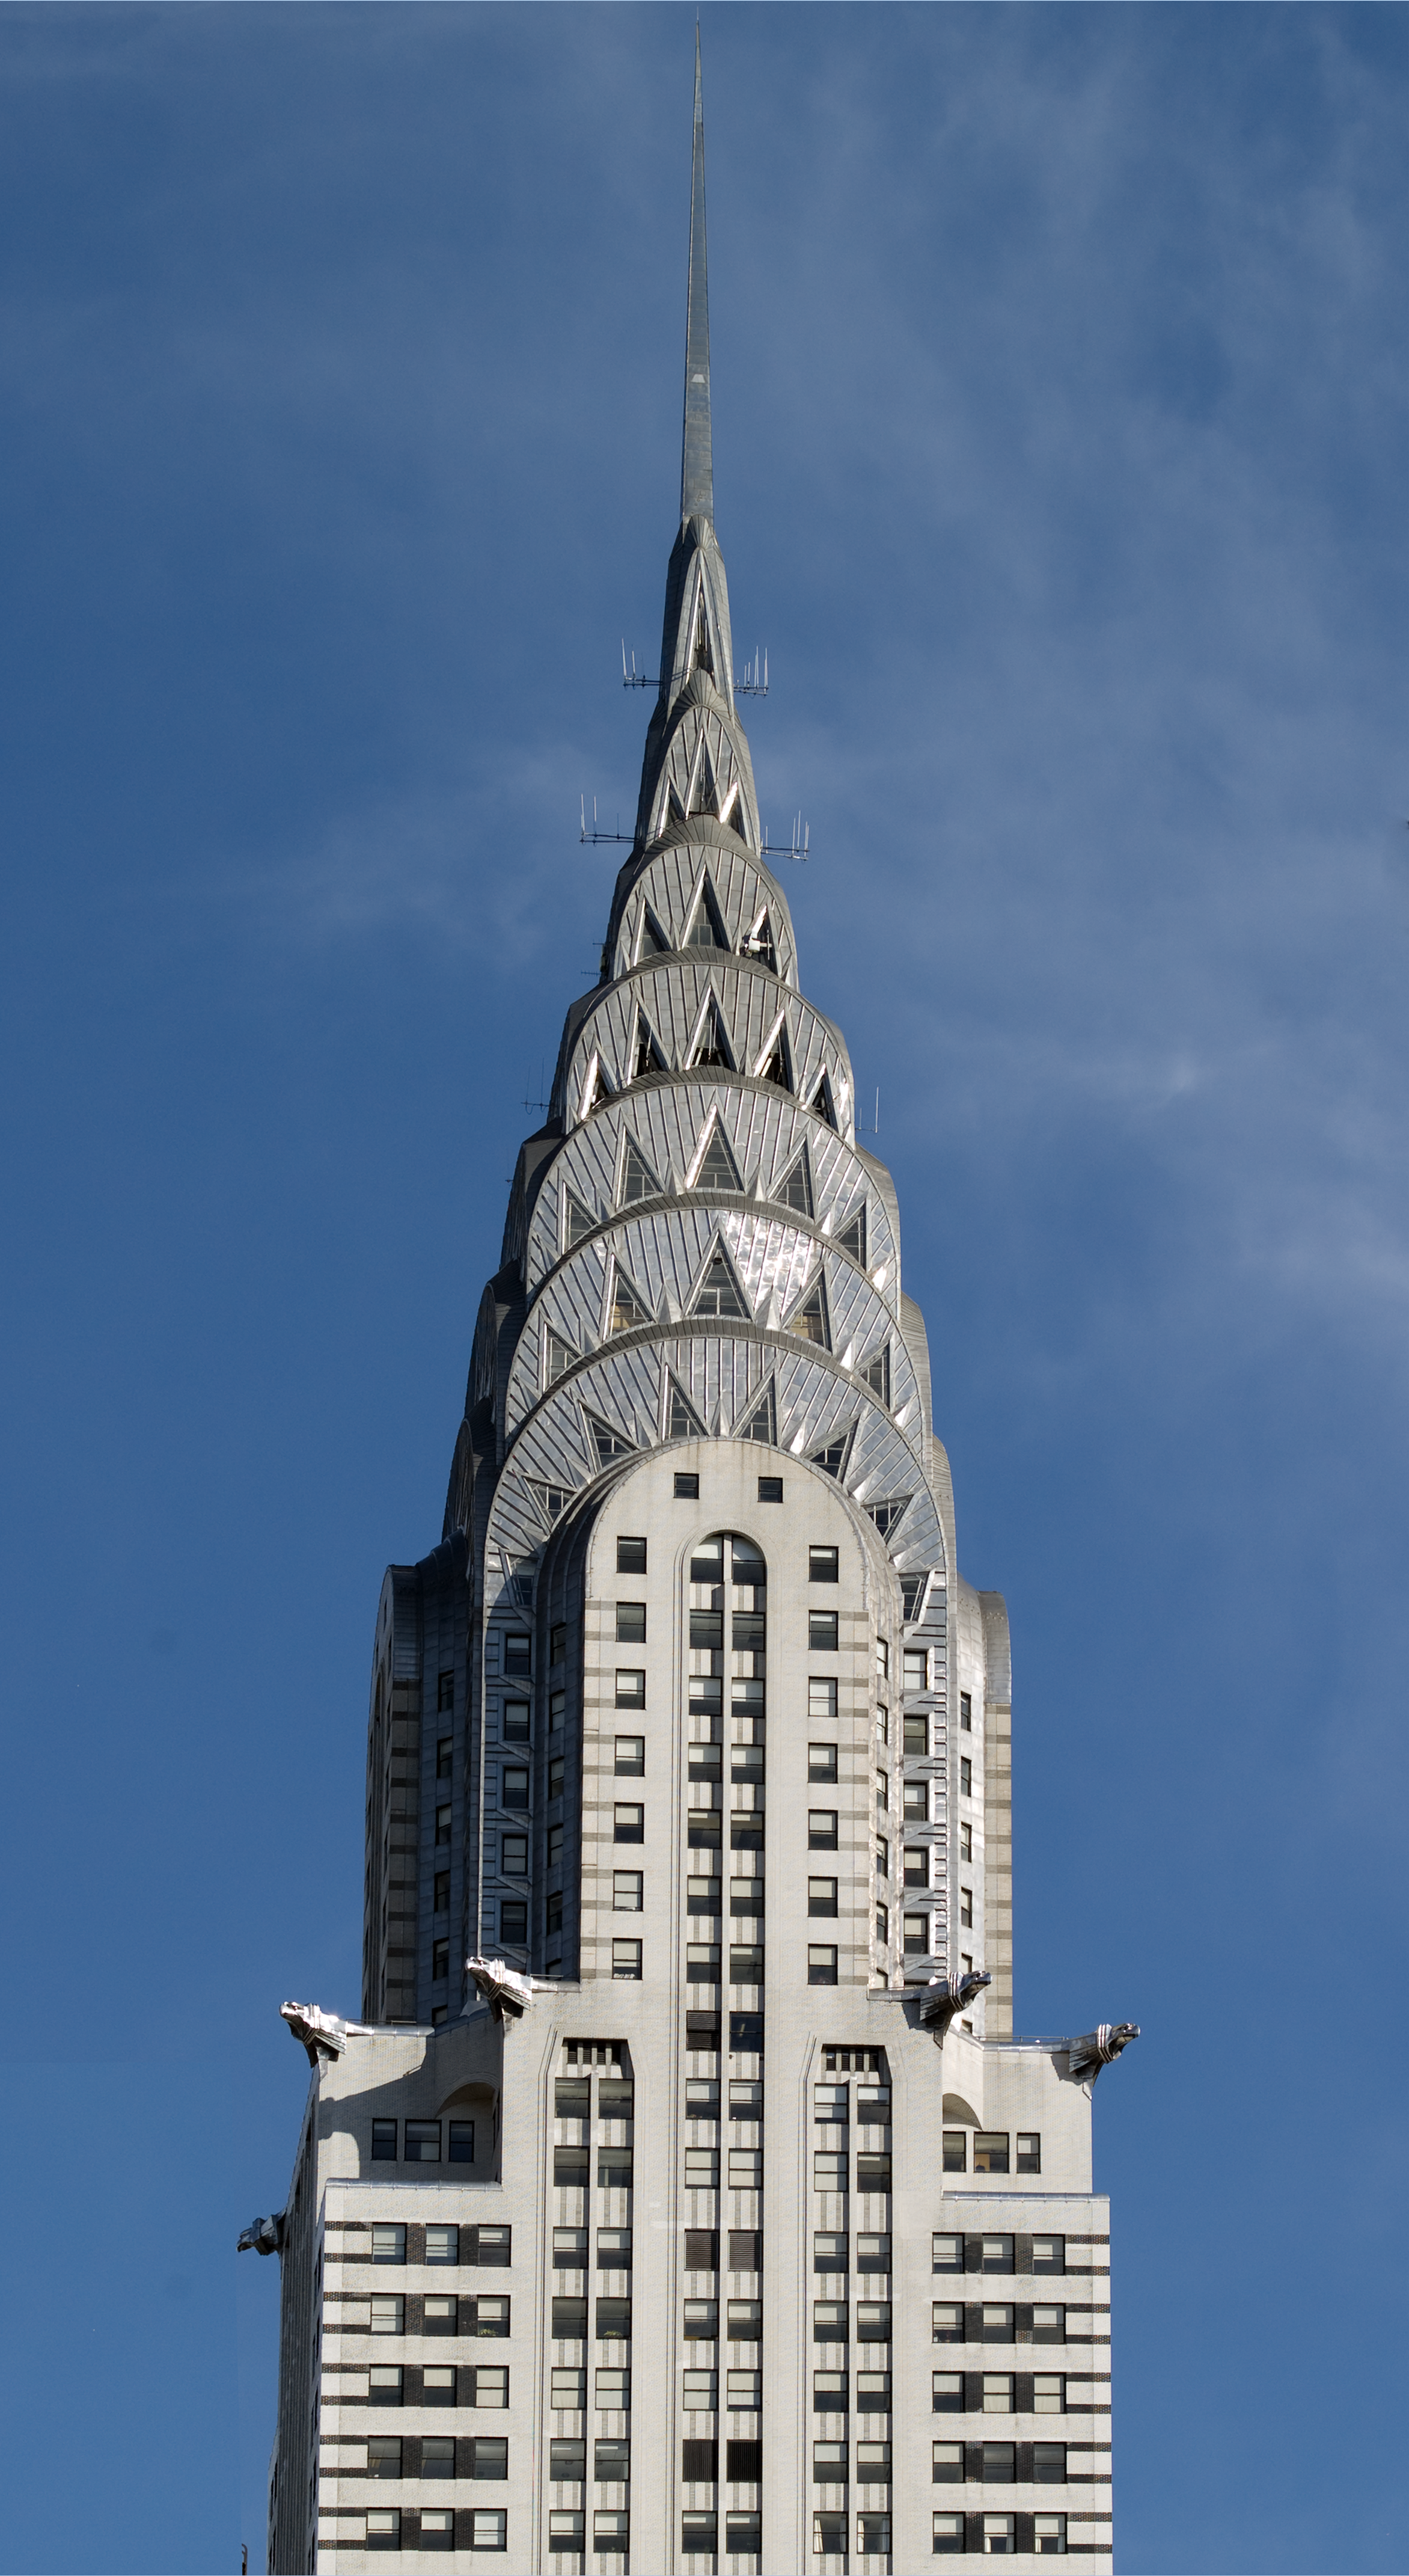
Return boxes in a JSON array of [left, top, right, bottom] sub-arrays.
[[811, 2439, 893, 2480], [554, 2076, 634, 2115], [366, 2224, 511, 2267], [353, 2509, 503, 2551], [811, 2233, 891, 2275], [370, 2122, 476, 2166], [364, 2368, 510, 2407], [811, 2514, 892, 2558], [811, 2302, 892, 2341], [942, 2133, 1040, 2176], [680, 2513, 765, 2554], [934, 2234, 1068, 2276], [552, 2149, 635, 2186], [933, 2513, 1069, 2556], [933, 2376, 1073, 2415], [353, 2296, 509, 2337], [364, 2436, 504, 2480], [932, 2305, 1071, 2345], [931, 2444, 1071, 2484], [813, 2152, 892, 2189], [615, 1536, 846, 1578], [548, 2367, 633, 2409], [547, 2436, 632, 2481], [549, 2298, 632, 2341]]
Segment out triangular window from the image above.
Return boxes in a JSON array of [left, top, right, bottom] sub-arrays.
[[866, 1496, 912, 1540], [691, 1119, 744, 1194], [668, 782, 689, 824], [719, 780, 747, 840], [528, 1480, 572, 1527], [900, 1573, 928, 1622], [638, 906, 671, 958], [836, 1203, 867, 1266], [777, 1150, 813, 1218], [665, 1372, 708, 1441], [619, 1136, 661, 1207], [692, 596, 714, 676], [740, 907, 777, 971], [579, 1056, 613, 1119], [584, 1410, 635, 1468], [860, 1343, 891, 1406], [689, 1241, 750, 1320], [684, 874, 729, 950], [564, 1191, 596, 1249], [787, 1272, 831, 1349], [738, 1382, 777, 1447], [753, 1016, 793, 1093], [631, 1013, 667, 1081], [607, 1265, 652, 1337], [545, 1327, 576, 1388], [686, 997, 736, 1073], [689, 743, 720, 819], [810, 1422, 855, 1480], [807, 1069, 839, 1132]]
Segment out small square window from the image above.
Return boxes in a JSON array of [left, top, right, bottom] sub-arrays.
[[501, 1767, 530, 1811], [675, 1473, 700, 1499], [426, 2225, 459, 2265], [1033, 2375, 1066, 2415], [471, 2509, 507, 2550], [1035, 2515, 1068, 2556], [981, 2237, 1014, 2273], [858, 2515, 890, 2556], [757, 1476, 783, 1502], [931, 2373, 963, 2414], [808, 1809, 838, 1848], [420, 2434, 454, 2480], [729, 2010, 764, 2052], [615, 1669, 646, 1709], [367, 2436, 403, 2479], [502, 1700, 530, 1742], [809, 1547, 839, 1583], [931, 2442, 963, 2485], [729, 2367, 762, 2411], [405, 2119, 440, 2164], [472, 2367, 509, 2409], [1033, 2443, 1068, 2483], [614, 1736, 645, 1776], [983, 2513, 1015, 2550], [932, 2233, 963, 2274], [549, 2435, 585, 2478], [903, 1648, 927, 1691], [614, 1803, 644, 1841], [616, 1602, 646, 1643], [807, 1946, 838, 1986], [1032, 2236, 1066, 2277], [421, 2508, 455, 2551], [367, 2509, 402, 2550], [450, 2121, 475, 2164], [931, 2303, 964, 2344], [960, 1691, 973, 1730], [371, 2223, 406, 2263], [974, 2132, 1010, 2175], [1017, 2132, 1041, 2174], [982, 2375, 1014, 2414], [504, 1634, 531, 1675], [809, 1610, 839, 1650], [808, 1877, 839, 1916], [501, 1832, 528, 1875], [596, 2435, 631, 2480], [933, 2509, 966, 2550], [500, 1900, 528, 1944], [612, 1939, 643, 1980], [683, 2509, 719, 2550], [613, 1871, 644, 1912], [369, 2366, 404, 2406], [808, 1678, 838, 1720], [617, 1536, 647, 1574], [815, 2512, 847, 2556]]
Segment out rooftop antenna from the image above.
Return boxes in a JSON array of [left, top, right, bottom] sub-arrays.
[[759, 812, 810, 863], [622, 642, 655, 692], [580, 795, 635, 847], [522, 1059, 549, 1115], [736, 648, 769, 698]]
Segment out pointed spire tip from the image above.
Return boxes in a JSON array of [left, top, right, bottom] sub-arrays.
[[682, 26, 713, 523]]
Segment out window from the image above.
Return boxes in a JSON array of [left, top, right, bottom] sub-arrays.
[[372, 2224, 406, 2263], [369, 2366, 403, 2406], [675, 1472, 700, 1499], [615, 1669, 646, 1710], [1018, 2132, 1041, 2174], [437, 1735, 453, 1777], [470, 2512, 507, 2551], [856, 2303, 890, 2347], [1032, 2236, 1066, 2277], [981, 2237, 1014, 2273], [932, 2374, 963, 2413], [875, 1772, 888, 1818], [875, 1836, 889, 1877], [813, 2436, 846, 2474], [727, 2299, 763, 2343], [729, 2369, 762, 2411], [810, 1547, 839, 1583], [424, 2296, 457, 2335], [419, 2509, 455, 2549], [683, 2511, 718, 2551], [367, 2510, 402, 2551], [808, 1678, 838, 1720], [548, 1821, 564, 1865], [548, 1756, 565, 1800], [876, 1705, 889, 1747], [983, 2516, 1015, 2553], [405, 2120, 441, 2164], [857, 2233, 888, 2274], [815, 2513, 847, 2556], [613, 1871, 643, 1912], [982, 2305, 1014, 2344], [875, 1639, 889, 1682], [730, 1946, 764, 1987], [469, 2436, 509, 2479], [858, 2516, 890, 2557], [941, 2131, 966, 2173], [809, 1610, 839, 1650], [934, 2511, 965, 2552], [857, 2438, 890, 2479], [727, 2513, 762, 2551], [470, 2296, 510, 2337], [903, 1648, 927, 1691], [550, 1622, 566, 1666], [370, 2294, 405, 2335], [421, 2364, 456, 2406], [751, 1474, 782, 1507], [503, 1700, 530, 1743], [500, 1900, 527, 1943], [982, 2376, 1014, 2414], [974, 2132, 1009, 2175], [808, 1743, 838, 1782], [685, 2228, 719, 2271], [730, 2010, 763, 2051], [904, 1845, 929, 1887], [808, 1946, 839, 1987], [1033, 2306, 1066, 2344], [549, 2435, 585, 2477], [682, 2367, 716, 2409], [616, 1602, 646, 1643], [472, 2367, 509, 2408], [931, 2442, 962, 2485], [808, 1810, 838, 1848], [813, 2231, 847, 2275], [808, 1878, 839, 1916], [960, 1758, 972, 1797], [420, 2435, 456, 2479], [612, 1737, 644, 1779], [617, 1536, 647, 1574], [436, 1804, 453, 1842], [959, 1691, 973, 1729], [502, 1767, 529, 1811], [1033, 2443, 1068, 2483], [611, 1940, 642, 1980], [551, 2366, 586, 2408], [450, 2122, 475, 2165], [874, 1903, 888, 1946], [597, 2218, 632, 2258], [932, 2233, 962, 2274], [501, 1832, 528, 1875], [960, 1887, 973, 1927], [596, 2436, 631, 2480], [728, 2228, 761, 2271], [1035, 2516, 1068, 2556], [813, 2370, 846, 2413], [434, 1869, 450, 1913], [550, 1688, 565, 1732], [959, 1823, 972, 1862], [903, 1780, 928, 1820], [904, 1716, 928, 1758], [367, 2437, 402, 2479], [685, 2147, 720, 2188], [614, 1803, 644, 1842], [549, 2509, 585, 2547], [932, 2304, 965, 2344]]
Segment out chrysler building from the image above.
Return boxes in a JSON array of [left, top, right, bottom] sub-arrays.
[[248, 41, 1136, 2574]]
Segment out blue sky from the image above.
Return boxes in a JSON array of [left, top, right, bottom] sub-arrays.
[[0, 6, 1405, 2569]]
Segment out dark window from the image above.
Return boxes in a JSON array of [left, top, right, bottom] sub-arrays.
[[469, 2438, 509, 2480], [423, 2298, 457, 2337], [1032, 2237, 1066, 2277], [367, 2438, 402, 2479], [556, 2077, 590, 2115], [727, 2438, 763, 2479], [433, 1939, 450, 1981], [960, 1888, 973, 1927], [436, 1804, 453, 1842], [437, 1672, 454, 1713], [437, 1735, 453, 1777], [808, 1744, 839, 1782], [551, 1623, 567, 1664], [815, 2514, 846, 2556], [449, 2123, 475, 2165], [1033, 2306, 1066, 2345], [729, 2231, 762, 2273], [691, 1607, 724, 1649], [552, 2297, 587, 2337], [982, 2237, 1015, 2273], [504, 1635, 531, 1675], [730, 2011, 764, 2052], [809, 1547, 840, 1583], [941, 2132, 966, 2173], [1034, 2444, 1067, 2483], [932, 2374, 964, 2413], [982, 2444, 1016, 2483], [808, 1946, 839, 1986], [616, 1603, 646, 1643], [809, 1610, 839, 1651], [726, 2512, 761, 2550], [366, 2508, 401, 2550], [501, 1768, 530, 1810], [903, 1714, 928, 1756], [685, 2230, 718, 2272], [500, 1901, 527, 1943], [617, 1536, 647, 1574], [959, 1758, 973, 1797], [371, 2120, 397, 2162], [406, 2121, 441, 2164], [959, 1823, 972, 1861], [502, 1701, 530, 1742], [1018, 2133, 1041, 2174], [596, 2438, 631, 2480], [548, 1757, 565, 1800], [974, 2133, 1010, 2176], [550, 2437, 585, 2480], [960, 1691, 972, 1730], [757, 1477, 783, 1503], [687, 2011, 720, 2051], [982, 2305, 1015, 2343], [675, 1472, 701, 1499], [546, 1890, 564, 1934], [501, 1832, 528, 1875], [931, 2443, 963, 2486], [683, 2511, 718, 2550], [434, 1870, 451, 1912], [422, 2436, 455, 2479], [368, 2367, 403, 2406], [472, 2224, 510, 2263], [681, 2437, 717, 2482], [554, 2147, 589, 2186]]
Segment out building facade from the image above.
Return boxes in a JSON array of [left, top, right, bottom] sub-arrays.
[[253, 46, 1134, 2576]]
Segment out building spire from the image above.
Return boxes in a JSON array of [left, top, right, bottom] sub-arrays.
[[681, 25, 713, 523]]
